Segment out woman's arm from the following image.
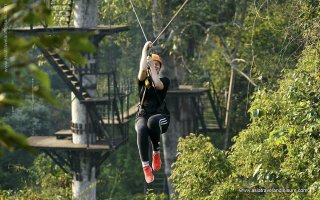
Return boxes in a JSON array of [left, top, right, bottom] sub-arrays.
[[150, 66, 164, 90], [138, 41, 152, 81]]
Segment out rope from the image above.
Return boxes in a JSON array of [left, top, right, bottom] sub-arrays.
[[130, 0, 189, 45], [129, 0, 148, 42], [152, 0, 189, 45]]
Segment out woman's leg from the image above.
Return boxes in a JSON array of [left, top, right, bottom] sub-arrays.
[[147, 114, 169, 171], [147, 114, 169, 151], [135, 117, 149, 163], [135, 116, 155, 183]]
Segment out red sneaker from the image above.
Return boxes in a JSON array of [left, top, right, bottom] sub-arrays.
[[152, 152, 161, 171], [143, 166, 154, 183]]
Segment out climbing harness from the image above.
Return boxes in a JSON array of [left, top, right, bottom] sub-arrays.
[[129, 0, 189, 45]]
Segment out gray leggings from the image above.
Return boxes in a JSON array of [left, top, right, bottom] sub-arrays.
[[135, 114, 170, 162]]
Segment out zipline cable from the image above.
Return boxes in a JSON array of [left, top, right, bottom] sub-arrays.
[[130, 0, 189, 46], [152, 0, 189, 45], [129, 0, 148, 42]]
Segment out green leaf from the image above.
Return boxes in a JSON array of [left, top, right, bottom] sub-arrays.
[[0, 121, 35, 155], [69, 34, 96, 53], [0, 4, 16, 18], [29, 64, 50, 90], [0, 84, 23, 107], [32, 85, 59, 108]]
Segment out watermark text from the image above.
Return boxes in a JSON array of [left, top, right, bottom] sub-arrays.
[[239, 188, 309, 193]]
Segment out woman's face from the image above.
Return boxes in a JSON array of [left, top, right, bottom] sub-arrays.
[[151, 61, 161, 74]]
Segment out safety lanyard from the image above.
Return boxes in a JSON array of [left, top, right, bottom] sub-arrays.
[[139, 84, 147, 108]]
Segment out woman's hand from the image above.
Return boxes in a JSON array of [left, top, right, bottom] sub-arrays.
[[139, 41, 152, 81], [143, 41, 153, 53]]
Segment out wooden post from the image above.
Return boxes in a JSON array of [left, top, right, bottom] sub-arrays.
[[72, 0, 98, 199], [224, 66, 235, 149]]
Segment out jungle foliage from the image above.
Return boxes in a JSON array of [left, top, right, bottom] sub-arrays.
[[170, 0, 320, 199]]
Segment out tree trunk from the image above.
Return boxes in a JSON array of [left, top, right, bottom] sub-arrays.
[[72, 0, 98, 199]]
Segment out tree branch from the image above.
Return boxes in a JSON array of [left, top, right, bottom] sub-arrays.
[[219, 35, 256, 86]]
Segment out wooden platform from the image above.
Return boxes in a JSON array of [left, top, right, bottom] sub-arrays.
[[103, 118, 129, 125], [167, 85, 209, 95], [8, 25, 129, 35], [122, 103, 139, 119], [80, 96, 114, 104], [27, 136, 111, 151], [102, 103, 139, 124]]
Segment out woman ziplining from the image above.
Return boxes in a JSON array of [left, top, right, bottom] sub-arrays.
[[130, 0, 189, 183], [135, 41, 170, 183]]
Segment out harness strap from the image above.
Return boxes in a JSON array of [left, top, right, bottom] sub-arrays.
[[139, 83, 147, 109]]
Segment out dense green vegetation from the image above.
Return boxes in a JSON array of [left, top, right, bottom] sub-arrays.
[[1, 0, 319, 199], [170, 0, 320, 199]]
